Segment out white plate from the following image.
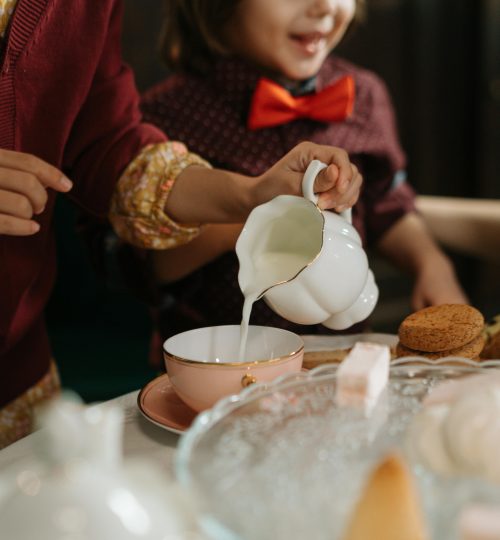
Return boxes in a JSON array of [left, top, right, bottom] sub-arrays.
[[301, 332, 398, 352]]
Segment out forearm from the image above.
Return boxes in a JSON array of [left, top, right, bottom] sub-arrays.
[[416, 196, 500, 263], [112, 141, 362, 249], [165, 166, 261, 224], [165, 141, 363, 224], [376, 212, 453, 275], [152, 223, 242, 283]]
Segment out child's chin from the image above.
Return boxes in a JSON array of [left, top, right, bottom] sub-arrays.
[[287, 61, 324, 81]]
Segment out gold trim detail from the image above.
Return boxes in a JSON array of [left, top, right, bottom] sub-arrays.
[[241, 374, 257, 388], [257, 200, 325, 300], [164, 346, 304, 368]]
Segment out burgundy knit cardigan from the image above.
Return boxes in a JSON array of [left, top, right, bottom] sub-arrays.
[[0, 0, 165, 407]]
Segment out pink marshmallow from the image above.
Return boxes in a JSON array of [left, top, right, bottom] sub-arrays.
[[335, 342, 390, 414]]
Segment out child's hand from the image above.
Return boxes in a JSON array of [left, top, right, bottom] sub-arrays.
[[411, 255, 469, 310], [0, 149, 72, 236], [377, 212, 468, 311], [256, 142, 362, 211]]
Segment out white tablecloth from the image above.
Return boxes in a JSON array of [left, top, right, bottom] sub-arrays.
[[0, 391, 180, 477]]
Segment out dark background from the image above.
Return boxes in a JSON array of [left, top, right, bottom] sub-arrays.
[[47, 0, 500, 402]]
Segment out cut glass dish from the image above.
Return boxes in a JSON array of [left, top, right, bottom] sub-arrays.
[[176, 358, 500, 540]]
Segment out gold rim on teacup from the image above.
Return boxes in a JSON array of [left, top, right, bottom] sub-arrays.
[[163, 344, 304, 369]]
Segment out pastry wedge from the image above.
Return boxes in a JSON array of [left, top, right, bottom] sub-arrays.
[[341, 453, 428, 540]]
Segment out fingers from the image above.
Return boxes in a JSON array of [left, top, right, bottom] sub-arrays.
[[302, 143, 351, 187], [0, 187, 43, 236], [0, 149, 72, 236], [0, 189, 36, 219], [293, 143, 361, 211], [0, 212, 40, 236], [317, 164, 363, 211], [411, 291, 430, 311], [0, 168, 48, 214], [335, 164, 363, 210], [0, 149, 72, 193], [313, 164, 339, 193]]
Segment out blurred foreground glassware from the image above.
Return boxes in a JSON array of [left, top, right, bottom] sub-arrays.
[[176, 359, 500, 540], [0, 393, 201, 540]]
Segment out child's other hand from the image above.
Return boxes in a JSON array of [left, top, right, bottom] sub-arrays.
[[411, 255, 469, 311], [0, 149, 72, 236], [257, 142, 362, 212]]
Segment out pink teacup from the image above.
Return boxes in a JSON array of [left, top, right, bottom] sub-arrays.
[[163, 325, 304, 412]]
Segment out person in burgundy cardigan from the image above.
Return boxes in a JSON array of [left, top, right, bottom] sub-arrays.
[[0, 0, 167, 447], [0, 0, 362, 447], [141, 0, 467, 351]]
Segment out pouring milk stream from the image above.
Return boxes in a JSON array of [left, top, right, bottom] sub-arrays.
[[236, 160, 379, 360]]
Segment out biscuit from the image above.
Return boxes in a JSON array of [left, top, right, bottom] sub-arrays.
[[398, 304, 484, 352], [395, 333, 485, 360]]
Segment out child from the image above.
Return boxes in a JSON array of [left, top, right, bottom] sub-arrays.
[[141, 0, 467, 345], [0, 0, 360, 447]]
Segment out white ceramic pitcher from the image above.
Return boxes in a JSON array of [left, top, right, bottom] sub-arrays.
[[236, 159, 378, 330]]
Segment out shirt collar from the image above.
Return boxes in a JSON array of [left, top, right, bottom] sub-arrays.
[[212, 56, 323, 100]]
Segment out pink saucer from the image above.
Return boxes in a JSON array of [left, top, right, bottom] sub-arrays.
[[137, 373, 198, 434]]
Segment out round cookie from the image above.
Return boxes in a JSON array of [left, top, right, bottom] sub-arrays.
[[398, 304, 484, 353], [395, 333, 485, 360]]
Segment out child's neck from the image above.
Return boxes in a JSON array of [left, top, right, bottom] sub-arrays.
[[247, 59, 318, 96]]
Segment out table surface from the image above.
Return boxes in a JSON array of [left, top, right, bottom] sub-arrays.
[[0, 391, 180, 478]]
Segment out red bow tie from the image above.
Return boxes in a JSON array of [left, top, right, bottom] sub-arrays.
[[247, 75, 355, 130]]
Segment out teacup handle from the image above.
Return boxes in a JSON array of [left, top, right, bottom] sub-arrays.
[[302, 159, 352, 224]]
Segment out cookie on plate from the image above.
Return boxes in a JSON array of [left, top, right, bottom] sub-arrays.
[[396, 333, 485, 361], [398, 304, 484, 353]]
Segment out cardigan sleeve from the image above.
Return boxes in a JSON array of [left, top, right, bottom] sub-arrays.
[[109, 141, 211, 249], [61, 0, 167, 220]]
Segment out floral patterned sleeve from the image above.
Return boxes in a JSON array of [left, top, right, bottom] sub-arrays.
[[110, 141, 211, 249]]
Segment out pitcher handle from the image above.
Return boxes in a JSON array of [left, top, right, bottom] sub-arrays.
[[302, 159, 352, 224]]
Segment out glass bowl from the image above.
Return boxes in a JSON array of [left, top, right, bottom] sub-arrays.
[[175, 357, 500, 540]]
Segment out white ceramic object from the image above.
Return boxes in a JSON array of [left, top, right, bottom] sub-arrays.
[[163, 325, 304, 412], [236, 159, 378, 330], [0, 396, 197, 540]]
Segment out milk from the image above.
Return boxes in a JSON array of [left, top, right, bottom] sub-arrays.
[[238, 251, 312, 360]]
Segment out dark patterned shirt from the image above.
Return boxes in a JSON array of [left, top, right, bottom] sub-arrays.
[[141, 55, 416, 338]]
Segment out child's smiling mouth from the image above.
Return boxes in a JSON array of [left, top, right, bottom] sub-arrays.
[[289, 32, 329, 56]]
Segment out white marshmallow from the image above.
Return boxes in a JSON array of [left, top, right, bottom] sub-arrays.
[[335, 342, 390, 414]]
